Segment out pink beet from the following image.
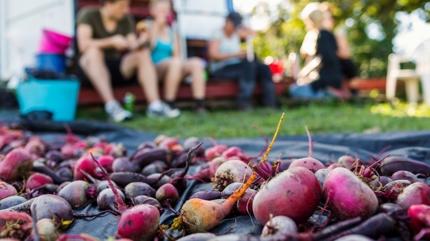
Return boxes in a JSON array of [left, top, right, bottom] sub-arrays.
[[323, 167, 378, 219], [73, 155, 99, 180], [0, 148, 33, 181], [397, 182, 430, 209], [204, 145, 228, 161], [25, 173, 53, 192], [117, 204, 160, 241], [24, 137, 46, 156], [0, 181, 17, 200], [252, 167, 321, 224], [213, 159, 252, 190]]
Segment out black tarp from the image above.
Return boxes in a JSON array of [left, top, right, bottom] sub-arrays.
[[1, 116, 430, 239]]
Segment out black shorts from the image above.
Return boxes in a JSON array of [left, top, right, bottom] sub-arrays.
[[339, 58, 358, 80], [77, 57, 137, 87]]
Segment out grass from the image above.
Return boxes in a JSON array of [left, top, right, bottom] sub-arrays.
[[77, 100, 430, 139]]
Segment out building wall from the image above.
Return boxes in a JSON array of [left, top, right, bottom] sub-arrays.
[[0, 0, 74, 80]]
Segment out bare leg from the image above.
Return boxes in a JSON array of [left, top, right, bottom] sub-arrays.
[[121, 49, 160, 103], [183, 57, 206, 99], [159, 57, 183, 101], [79, 47, 114, 103]]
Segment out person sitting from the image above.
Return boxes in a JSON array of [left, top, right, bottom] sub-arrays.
[[147, 0, 207, 113], [208, 12, 277, 110], [77, 0, 179, 121], [320, 2, 358, 84], [290, 3, 347, 100]]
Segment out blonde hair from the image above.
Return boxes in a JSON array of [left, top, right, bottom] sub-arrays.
[[300, 3, 324, 28], [150, 0, 170, 6]]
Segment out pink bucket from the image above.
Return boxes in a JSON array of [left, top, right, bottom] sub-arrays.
[[38, 29, 72, 54]]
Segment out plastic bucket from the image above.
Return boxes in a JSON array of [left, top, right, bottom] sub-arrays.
[[36, 54, 66, 73], [16, 77, 80, 121], [38, 29, 72, 54]]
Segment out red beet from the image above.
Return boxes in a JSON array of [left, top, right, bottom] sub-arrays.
[[24, 137, 45, 156], [0, 181, 17, 200], [25, 173, 53, 192], [253, 167, 321, 224], [117, 204, 160, 241], [237, 188, 256, 215], [73, 156, 100, 180], [0, 210, 32, 239], [97, 188, 125, 212], [0, 148, 33, 181], [155, 183, 179, 204], [98, 155, 114, 173], [133, 195, 161, 210]]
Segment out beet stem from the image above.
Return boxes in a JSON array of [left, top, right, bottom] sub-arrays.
[[305, 126, 313, 157], [90, 153, 127, 212]]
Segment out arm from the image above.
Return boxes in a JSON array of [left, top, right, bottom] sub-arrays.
[[172, 32, 181, 58], [77, 24, 115, 53], [237, 26, 255, 39], [335, 33, 351, 59], [208, 39, 244, 61]]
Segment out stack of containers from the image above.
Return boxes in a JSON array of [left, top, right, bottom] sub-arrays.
[[36, 29, 72, 73]]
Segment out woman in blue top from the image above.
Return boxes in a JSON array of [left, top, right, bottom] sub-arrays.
[[147, 0, 207, 112]]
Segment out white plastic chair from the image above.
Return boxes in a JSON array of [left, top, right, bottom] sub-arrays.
[[413, 39, 430, 106], [386, 54, 421, 104]]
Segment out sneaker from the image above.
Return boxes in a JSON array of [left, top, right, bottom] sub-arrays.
[[147, 102, 180, 118], [105, 100, 132, 122]]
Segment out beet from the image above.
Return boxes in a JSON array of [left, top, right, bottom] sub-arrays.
[[146, 173, 171, 188], [133, 195, 161, 210], [237, 188, 256, 215], [391, 170, 420, 183], [337, 155, 357, 170], [324, 167, 378, 219], [396, 182, 430, 208], [117, 204, 160, 241], [58, 180, 93, 208], [190, 191, 222, 200], [112, 157, 140, 173], [124, 182, 155, 199], [141, 161, 168, 176], [0, 181, 17, 200], [334, 235, 373, 241], [98, 155, 114, 173], [261, 215, 298, 237], [253, 167, 321, 224], [0, 148, 33, 181], [36, 218, 59, 241], [176, 233, 216, 241], [110, 172, 149, 187], [24, 137, 46, 156], [0, 196, 27, 210], [288, 129, 324, 173], [96, 180, 118, 194], [213, 160, 252, 190], [315, 168, 330, 189], [97, 188, 125, 212], [31, 194, 73, 228], [221, 182, 243, 197], [155, 183, 179, 204], [26, 173, 53, 192], [45, 150, 63, 163], [204, 145, 227, 161], [0, 210, 33, 239], [73, 156, 99, 180], [132, 148, 168, 168]]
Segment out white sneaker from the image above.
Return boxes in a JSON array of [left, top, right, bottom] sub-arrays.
[[147, 101, 180, 118], [105, 100, 132, 122]]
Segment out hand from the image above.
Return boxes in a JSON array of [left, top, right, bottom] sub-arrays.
[[110, 35, 129, 50]]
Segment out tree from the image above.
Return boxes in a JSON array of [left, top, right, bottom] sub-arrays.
[[253, 0, 430, 77]]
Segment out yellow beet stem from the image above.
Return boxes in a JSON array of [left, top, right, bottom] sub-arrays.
[[224, 112, 285, 209]]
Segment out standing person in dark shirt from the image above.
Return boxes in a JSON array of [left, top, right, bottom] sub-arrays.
[[77, 0, 180, 121], [290, 3, 348, 100]]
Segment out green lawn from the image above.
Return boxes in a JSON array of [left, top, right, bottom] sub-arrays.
[[77, 100, 430, 138]]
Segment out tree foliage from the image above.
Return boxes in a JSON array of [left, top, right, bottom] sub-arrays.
[[253, 0, 430, 77]]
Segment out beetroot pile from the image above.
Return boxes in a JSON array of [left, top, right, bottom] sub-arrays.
[[1, 117, 430, 241]]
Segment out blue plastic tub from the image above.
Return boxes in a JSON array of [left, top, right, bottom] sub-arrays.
[[36, 54, 66, 73], [16, 77, 80, 121]]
